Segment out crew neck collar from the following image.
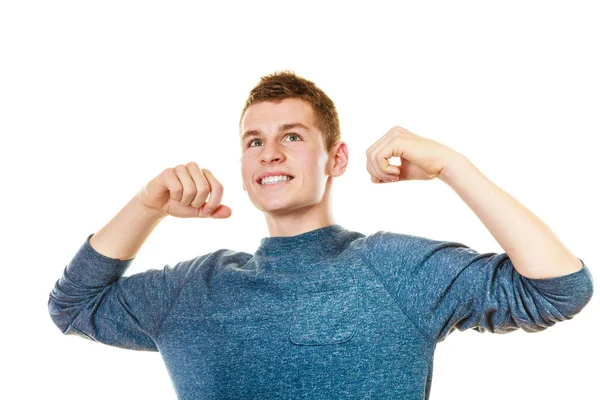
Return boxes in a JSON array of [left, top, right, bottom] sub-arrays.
[[255, 224, 348, 272]]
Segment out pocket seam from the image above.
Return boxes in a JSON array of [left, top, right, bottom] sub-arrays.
[[288, 275, 359, 346]]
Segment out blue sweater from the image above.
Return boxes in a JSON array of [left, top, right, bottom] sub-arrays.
[[48, 224, 594, 399]]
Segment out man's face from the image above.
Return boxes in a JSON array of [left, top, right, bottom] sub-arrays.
[[240, 98, 333, 215]]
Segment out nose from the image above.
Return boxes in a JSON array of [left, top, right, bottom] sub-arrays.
[[261, 140, 286, 164]]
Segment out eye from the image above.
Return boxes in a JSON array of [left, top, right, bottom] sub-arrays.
[[248, 139, 261, 147], [247, 133, 302, 148], [285, 133, 302, 142]]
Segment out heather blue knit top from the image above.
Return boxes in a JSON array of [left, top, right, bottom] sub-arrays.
[[48, 224, 594, 399]]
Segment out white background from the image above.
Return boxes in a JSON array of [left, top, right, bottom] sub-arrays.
[[1, 1, 598, 399]]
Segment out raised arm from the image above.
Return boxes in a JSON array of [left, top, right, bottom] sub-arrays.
[[48, 163, 231, 350], [366, 125, 584, 279], [363, 126, 593, 343]]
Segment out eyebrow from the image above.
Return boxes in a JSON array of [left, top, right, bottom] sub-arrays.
[[241, 123, 310, 142]]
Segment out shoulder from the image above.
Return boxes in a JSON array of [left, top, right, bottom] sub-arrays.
[[358, 229, 440, 250], [133, 249, 252, 286], [174, 248, 253, 273], [355, 229, 476, 265]]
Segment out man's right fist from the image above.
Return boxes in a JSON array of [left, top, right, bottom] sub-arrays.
[[136, 162, 232, 219]]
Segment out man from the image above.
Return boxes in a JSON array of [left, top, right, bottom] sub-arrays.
[[49, 70, 594, 399]]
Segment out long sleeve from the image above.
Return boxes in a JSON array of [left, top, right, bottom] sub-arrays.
[[48, 233, 205, 351], [362, 231, 594, 344]]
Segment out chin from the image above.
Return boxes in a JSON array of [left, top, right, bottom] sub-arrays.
[[255, 199, 302, 214], [259, 204, 293, 214]]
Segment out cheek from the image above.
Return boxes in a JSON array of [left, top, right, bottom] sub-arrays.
[[241, 167, 251, 190], [240, 158, 251, 176]]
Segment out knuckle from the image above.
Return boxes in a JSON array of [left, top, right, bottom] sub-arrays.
[[171, 189, 183, 200], [211, 182, 223, 193], [172, 186, 183, 194], [164, 167, 175, 176], [392, 126, 405, 136], [196, 184, 210, 197], [182, 187, 197, 198], [190, 199, 204, 208]]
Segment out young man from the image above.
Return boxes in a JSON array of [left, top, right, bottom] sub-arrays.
[[49, 70, 594, 399]]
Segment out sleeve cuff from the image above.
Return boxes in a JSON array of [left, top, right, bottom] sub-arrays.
[[62, 233, 136, 288], [525, 259, 594, 316], [526, 258, 592, 285]]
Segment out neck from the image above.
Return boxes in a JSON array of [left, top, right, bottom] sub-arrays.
[[255, 224, 349, 273], [264, 187, 335, 237], [265, 213, 335, 238]]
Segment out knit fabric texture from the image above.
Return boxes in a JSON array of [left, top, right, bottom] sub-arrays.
[[48, 224, 594, 399]]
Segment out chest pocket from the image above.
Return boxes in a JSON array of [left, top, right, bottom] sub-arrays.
[[289, 274, 359, 346]]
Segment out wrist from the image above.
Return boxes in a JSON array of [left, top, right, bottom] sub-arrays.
[[438, 152, 472, 185], [132, 194, 168, 221]]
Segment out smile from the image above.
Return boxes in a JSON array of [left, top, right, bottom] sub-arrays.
[[259, 175, 294, 185]]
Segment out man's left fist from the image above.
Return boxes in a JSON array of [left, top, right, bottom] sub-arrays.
[[366, 126, 460, 184]]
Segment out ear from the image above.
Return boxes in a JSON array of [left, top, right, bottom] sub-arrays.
[[328, 141, 349, 178]]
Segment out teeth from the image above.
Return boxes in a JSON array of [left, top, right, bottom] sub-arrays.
[[260, 175, 292, 185]]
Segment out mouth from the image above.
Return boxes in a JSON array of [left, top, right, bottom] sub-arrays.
[[256, 176, 295, 186]]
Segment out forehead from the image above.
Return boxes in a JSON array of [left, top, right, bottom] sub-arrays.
[[240, 98, 316, 138]]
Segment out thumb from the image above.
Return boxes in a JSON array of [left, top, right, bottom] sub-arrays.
[[371, 176, 400, 184], [205, 204, 232, 219]]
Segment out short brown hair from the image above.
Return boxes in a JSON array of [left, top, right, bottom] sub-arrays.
[[239, 70, 341, 153]]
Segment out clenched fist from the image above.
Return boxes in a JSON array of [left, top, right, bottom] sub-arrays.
[[136, 162, 232, 219]]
